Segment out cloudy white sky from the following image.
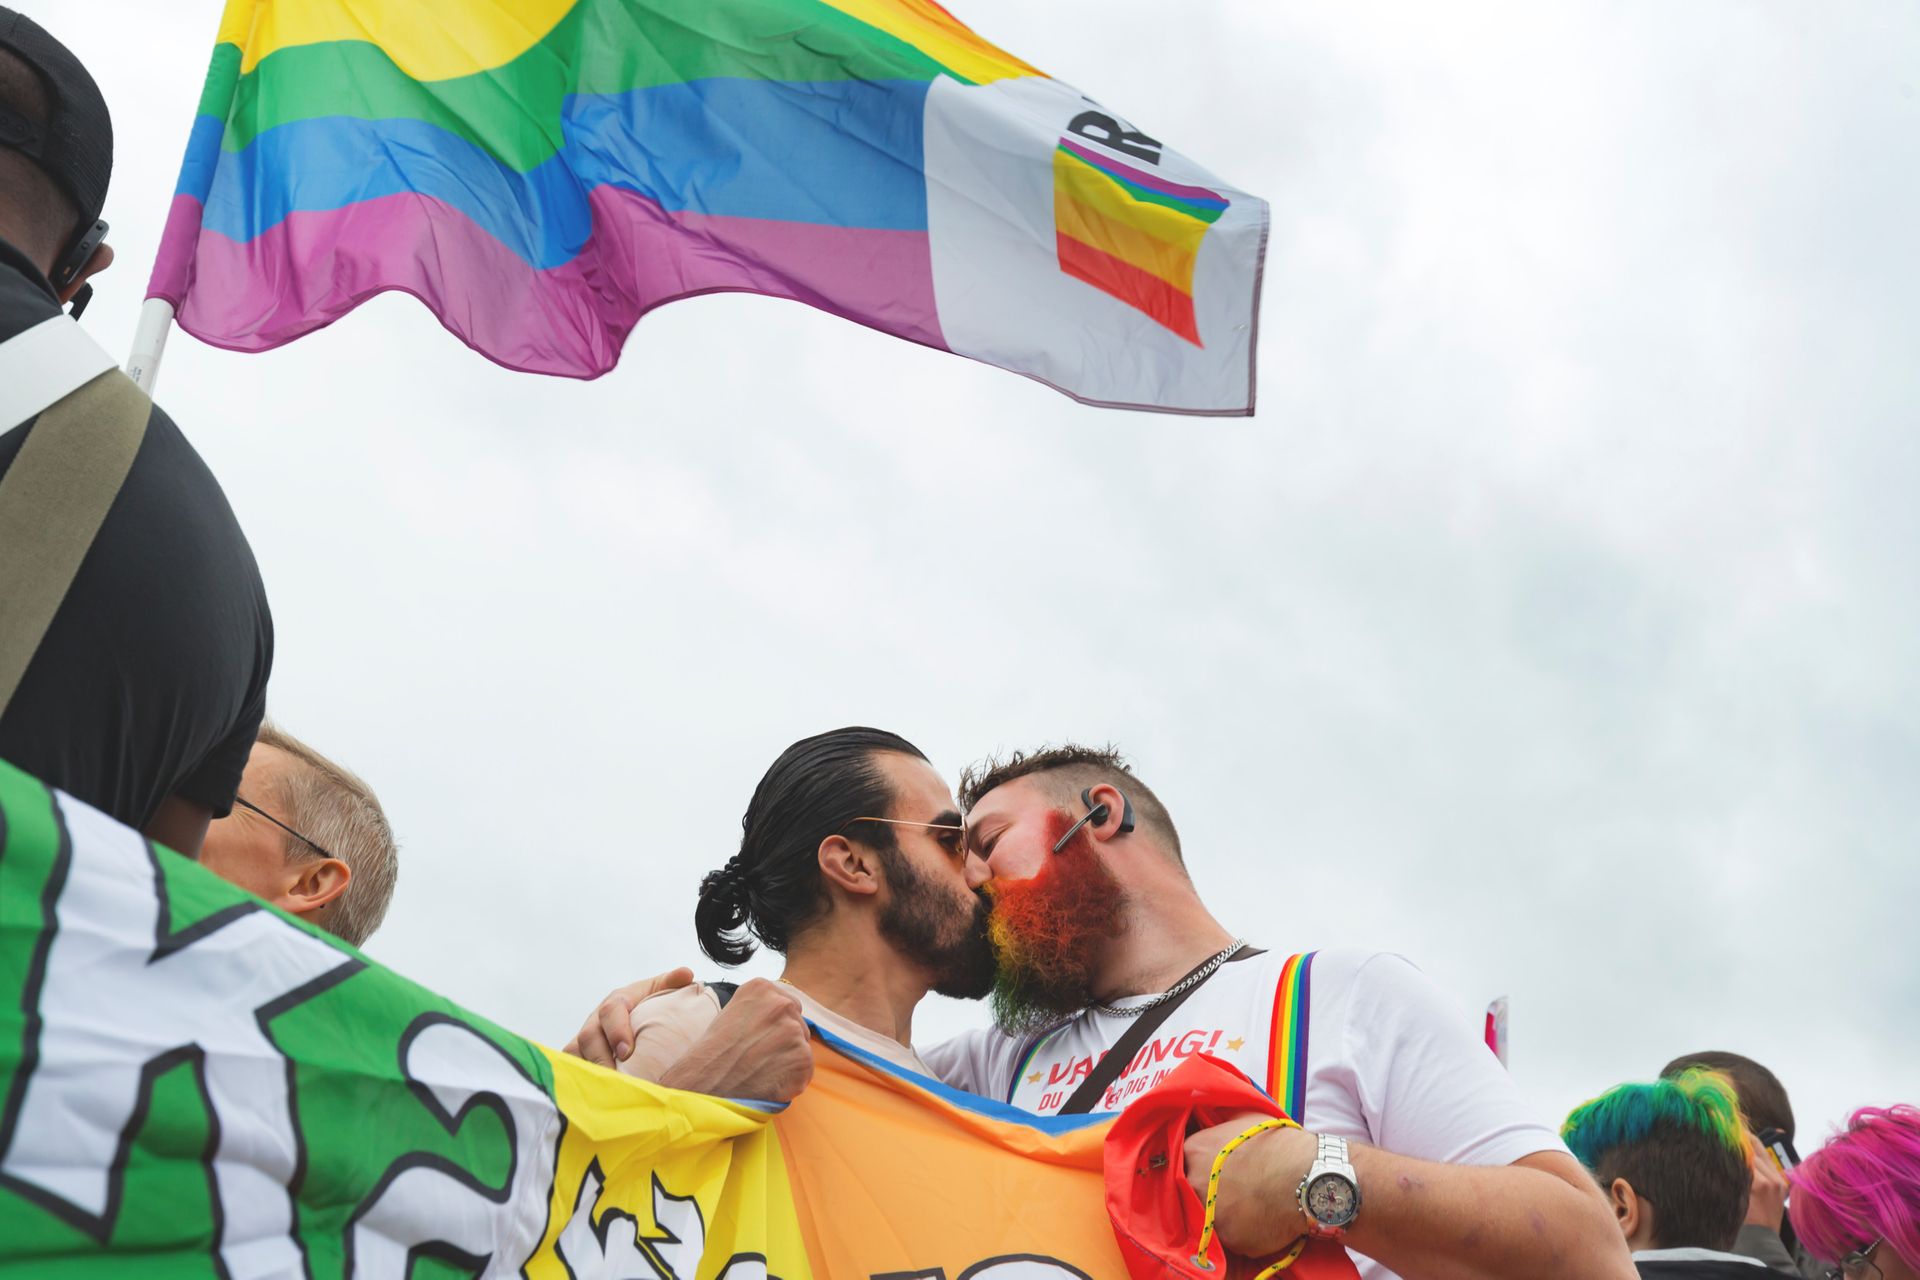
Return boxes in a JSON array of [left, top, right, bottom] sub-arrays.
[[30, 0, 1917, 1141]]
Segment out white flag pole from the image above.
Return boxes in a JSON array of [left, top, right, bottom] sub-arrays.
[[125, 297, 175, 395]]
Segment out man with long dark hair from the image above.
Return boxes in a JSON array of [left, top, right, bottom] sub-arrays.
[[565, 726, 993, 1099]]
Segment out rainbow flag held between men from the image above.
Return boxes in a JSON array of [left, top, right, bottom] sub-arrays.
[[147, 0, 1269, 415]]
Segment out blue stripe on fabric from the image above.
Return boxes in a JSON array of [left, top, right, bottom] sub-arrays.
[[811, 1025, 1113, 1137], [174, 113, 227, 204], [188, 77, 931, 265]]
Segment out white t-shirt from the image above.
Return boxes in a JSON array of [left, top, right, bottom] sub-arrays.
[[622, 981, 938, 1084], [920, 947, 1568, 1280]]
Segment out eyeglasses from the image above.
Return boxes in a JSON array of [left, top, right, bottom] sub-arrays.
[[234, 795, 337, 862], [844, 816, 970, 862], [1824, 1240, 1884, 1280]]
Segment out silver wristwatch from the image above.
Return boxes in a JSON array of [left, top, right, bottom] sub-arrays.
[[1295, 1133, 1361, 1240]]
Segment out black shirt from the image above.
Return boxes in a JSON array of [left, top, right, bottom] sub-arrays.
[[0, 236, 272, 828], [1638, 1258, 1780, 1279]]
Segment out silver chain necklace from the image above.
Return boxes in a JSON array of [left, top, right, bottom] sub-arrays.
[[1089, 939, 1246, 1017]]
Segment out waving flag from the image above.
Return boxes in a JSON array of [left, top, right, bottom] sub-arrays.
[[0, 759, 1361, 1278], [147, 0, 1268, 415]]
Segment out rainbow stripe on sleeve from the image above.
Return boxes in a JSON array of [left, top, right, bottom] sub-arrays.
[[1265, 951, 1314, 1123]]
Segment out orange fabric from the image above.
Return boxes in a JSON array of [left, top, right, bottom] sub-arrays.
[[773, 1032, 1360, 1280], [776, 1035, 1124, 1276]]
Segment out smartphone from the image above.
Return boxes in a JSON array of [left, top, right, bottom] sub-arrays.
[[1757, 1126, 1800, 1171]]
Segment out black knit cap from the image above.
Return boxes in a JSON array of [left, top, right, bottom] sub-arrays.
[[0, 5, 112, 229]]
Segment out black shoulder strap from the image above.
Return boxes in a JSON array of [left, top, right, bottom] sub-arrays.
[[707, 980, 739, 1008], [1058, 944, 1261, 1115]]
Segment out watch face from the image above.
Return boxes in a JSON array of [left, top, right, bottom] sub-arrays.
[[1306, 1173, 1358, 1226]]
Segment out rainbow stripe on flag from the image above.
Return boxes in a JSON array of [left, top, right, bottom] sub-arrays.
[[149, 0, 1268, 414], [1054, 139, 1229, 346]]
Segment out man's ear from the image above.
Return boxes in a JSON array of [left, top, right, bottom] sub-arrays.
[[278, 857, 351, 920], [1609, 1177, 1649, 1246], [54, 240, 113, 306], [1084, 783, 1128, 842], [816, 833, 881, 899]]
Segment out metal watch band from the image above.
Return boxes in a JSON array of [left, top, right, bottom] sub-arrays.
[[1296, 1132, 1360, 1240]]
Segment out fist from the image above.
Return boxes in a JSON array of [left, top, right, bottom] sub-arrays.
[[1183, 1117, 1315, 1259], [660, 978, 815, 1103]]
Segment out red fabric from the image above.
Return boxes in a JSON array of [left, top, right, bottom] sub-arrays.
[[1103, 1053, 1362, 1280]]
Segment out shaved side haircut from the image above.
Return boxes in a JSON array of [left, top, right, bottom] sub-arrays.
[[960, 743, 1184, 867]]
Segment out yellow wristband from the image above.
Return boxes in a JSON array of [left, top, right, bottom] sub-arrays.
[[1194, 1116, 1308, 1277]]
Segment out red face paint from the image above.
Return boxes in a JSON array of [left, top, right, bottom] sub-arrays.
[[984, 811, 1125, 1034]]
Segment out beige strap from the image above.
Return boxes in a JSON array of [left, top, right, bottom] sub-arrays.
[[0, 368, 151, 716], [0, 313, 119, 431]]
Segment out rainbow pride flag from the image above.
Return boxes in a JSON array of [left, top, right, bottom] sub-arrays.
[[148, 0, 1268, 414]]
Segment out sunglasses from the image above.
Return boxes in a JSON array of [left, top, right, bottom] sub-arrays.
[[843, 815, 970, 862], [234, 795, 337, 862]]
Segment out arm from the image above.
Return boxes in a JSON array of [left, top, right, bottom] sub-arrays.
[[1731, 1134, 1799, 1275], [1187, 1122, 1633, 1280], [655, 980, 814, 1101], [564, 973, 815, 1103]]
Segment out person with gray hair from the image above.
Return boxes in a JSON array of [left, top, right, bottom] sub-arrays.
[[197, 725, 398, 948]]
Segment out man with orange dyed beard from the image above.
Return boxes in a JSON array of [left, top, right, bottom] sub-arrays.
[[918, 744, 1632, 1280]]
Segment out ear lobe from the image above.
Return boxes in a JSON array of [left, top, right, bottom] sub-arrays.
[[280, 858, 351, 918], [816, 834, 880, 898]]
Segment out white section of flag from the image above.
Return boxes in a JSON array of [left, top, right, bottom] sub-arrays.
[[922, 75, 1267, 415]]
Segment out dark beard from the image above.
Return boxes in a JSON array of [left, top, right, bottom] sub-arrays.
[[875, 846, 997, 1000], [983, 812, 1125, 1035]]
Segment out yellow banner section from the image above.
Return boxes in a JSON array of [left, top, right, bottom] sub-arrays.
[[532, 1045, 815, 1280], [215, 0, 575, 78], [776, 1041, 1125, 1278]]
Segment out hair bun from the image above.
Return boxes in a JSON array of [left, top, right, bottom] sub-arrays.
[[702, 855, 749, 903]]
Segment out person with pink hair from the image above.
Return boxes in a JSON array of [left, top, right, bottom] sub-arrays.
[[1788, 1105, 1920, 1280]]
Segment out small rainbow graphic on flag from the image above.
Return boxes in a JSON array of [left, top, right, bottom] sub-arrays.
[[1052, 138, 1230, 346]]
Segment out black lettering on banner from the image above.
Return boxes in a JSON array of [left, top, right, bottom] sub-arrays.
[[1065, 110, 1163, 165], [344, 1012, 561, 1278], [559, 1158, 781, 1280], [874, 1256, 1094, 1280], [0, 794, 360, 1280]]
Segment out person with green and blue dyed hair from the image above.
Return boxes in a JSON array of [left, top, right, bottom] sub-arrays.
[[1563, 1069, 1768, 1278]]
